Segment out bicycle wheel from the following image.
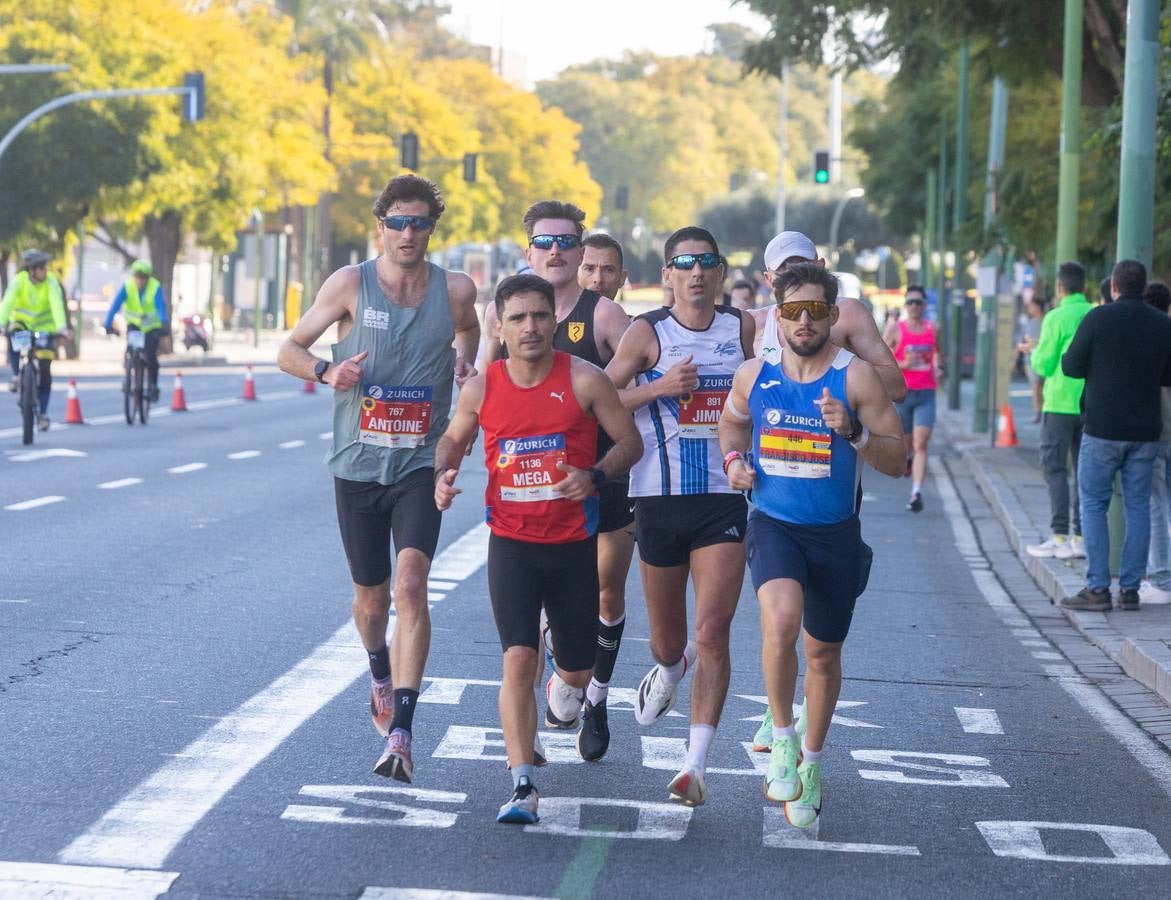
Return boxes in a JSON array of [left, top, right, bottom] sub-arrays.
[[19, 361, 36, 445], [138, 358, 150, 424], [133, 357, 146, 425], [123, 354, 134, 425]]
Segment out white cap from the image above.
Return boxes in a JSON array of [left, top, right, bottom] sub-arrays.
[[764, 231, 817, 271]]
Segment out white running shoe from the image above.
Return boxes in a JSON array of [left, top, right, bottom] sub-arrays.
[[668, 766, 707, 807], [634, 642, 696, 726], [546, 670, 584, 725], [1027, 535, 1068, 558], [1066, 535, 1086, 559], [1139, 580, 1171, 605]]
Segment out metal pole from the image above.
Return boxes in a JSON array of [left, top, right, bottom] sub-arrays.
[[936, 138, 950, 357], [829, 70, 843, 184], [0, 64, 69, 75], [774, 63, 789, 235], [947, 43, 970, 412], [1116, 0, 1160, 268], [1054, 0, 1084, 262], [829, 189, 865, 267], [924, 169, 936, 290], [974, 77, 1009, 432], [253, 212, 264, 349]]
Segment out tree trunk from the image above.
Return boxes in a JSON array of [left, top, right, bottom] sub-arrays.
[[144, 209, 182, 354], [1083, 0, 1125, 105]]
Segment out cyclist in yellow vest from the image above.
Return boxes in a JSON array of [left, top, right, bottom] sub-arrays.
[[1, 249, 69, 430], [104, 259, 169, 401]]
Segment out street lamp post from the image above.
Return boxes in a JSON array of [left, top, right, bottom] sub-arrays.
[[829, 188, 865, 267], [252, 209, 264, 350]]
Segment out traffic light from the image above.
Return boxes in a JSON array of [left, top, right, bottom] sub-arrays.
[[400, 132, 419, 171], [615, 185, 628, 211], [181, 72, 205, 123], [813, 150, 830, 184], [462, 153, 477, 183]]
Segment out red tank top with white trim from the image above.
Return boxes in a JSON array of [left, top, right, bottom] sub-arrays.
[[481, 352, 599, 543]]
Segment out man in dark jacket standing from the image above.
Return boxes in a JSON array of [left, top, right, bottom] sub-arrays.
[[1061, 259, 1171, 611]]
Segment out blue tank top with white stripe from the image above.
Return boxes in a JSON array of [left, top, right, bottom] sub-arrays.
[[748, 348, 859, 525]]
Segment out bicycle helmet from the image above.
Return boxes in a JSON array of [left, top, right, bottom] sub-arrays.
[[21, 249, 51, 268], [130, 259, 153, 277]]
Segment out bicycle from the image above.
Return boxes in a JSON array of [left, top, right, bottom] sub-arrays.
[[122, 328, 150, 425], [7, 325, 53, 446]]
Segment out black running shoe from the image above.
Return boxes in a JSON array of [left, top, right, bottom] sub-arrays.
[[577, 699, 610, 761], [545, 704, 577, 729], [907, 493, 923, 513]]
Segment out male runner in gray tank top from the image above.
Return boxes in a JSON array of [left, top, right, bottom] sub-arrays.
[[278, 174, 479, 783]]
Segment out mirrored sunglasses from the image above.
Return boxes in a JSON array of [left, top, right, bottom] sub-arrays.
[[667, 252, 722, 270], [529, 233, 581, 250], [382, 214, 435, 231], [778, 300, 833, 321]]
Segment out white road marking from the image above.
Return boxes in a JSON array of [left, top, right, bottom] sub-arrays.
[[5, 495, 65, 511], [762, 809, 920, 855], [427, 580, 458, 591], [852, 750, 1009, 787], [955, 707, 1004, 735], [98, 478, 143, 490], [278, 440, 306, 449], [419, 677, 502, 705], [363, 889, 554, 900], [640, 736, 767, 776], [977, 821, 1169, 865], [433, 725, 581, 765], [737, 695, 880, 728], [167, 463, 207, 475], [1031, 651, 1064, 661], [526, 797, 692, 840], [59, 523, 489, 869], [9, 447, 88, 462], [0, 861, 178, 899], [0, 598, 31, 603], [428, 524, 490, 581], [319, 431, 332, 440], [937, 463, 1171, 800], [283, 785, 466, 830], [227, 450, 261, 460]]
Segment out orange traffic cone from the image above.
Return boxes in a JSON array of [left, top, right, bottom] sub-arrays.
[[242, 365, 258, 401], [64, 378, 84, 424], [303, 377, 316, 394], [171, 371, 188, 412], [995, 404, 1019, 448]]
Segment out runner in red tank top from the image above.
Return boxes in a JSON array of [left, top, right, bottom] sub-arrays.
[[434, 273, 642, 825]]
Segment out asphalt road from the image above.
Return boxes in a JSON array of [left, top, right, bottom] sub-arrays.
[[2, 370, 1170, 899]]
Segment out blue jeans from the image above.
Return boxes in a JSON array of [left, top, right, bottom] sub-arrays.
[[1078, 435, 1159, 591], [1149, 441, 1171, 589]]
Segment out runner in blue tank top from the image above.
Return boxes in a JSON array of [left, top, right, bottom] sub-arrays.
[[278, 174, 480, 783], [719, 263, 904, 830]]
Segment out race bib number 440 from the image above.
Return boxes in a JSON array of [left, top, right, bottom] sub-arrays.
[[496, 433, 567, 502], [358, 384, 432, 448], [678, 374, 733, 439], [758, 408, 832, 478]]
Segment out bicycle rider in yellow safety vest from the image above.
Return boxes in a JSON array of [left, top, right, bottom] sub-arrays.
[[0, 248, 69, 431], [104, 259, 169, 402]]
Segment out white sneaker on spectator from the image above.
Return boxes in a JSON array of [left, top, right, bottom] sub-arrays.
[[1027, 535, 1068, 558], [1065, 535, 1086, 559], [1138, 581, 1171, 605]]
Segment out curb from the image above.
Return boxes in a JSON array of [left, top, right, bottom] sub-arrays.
[[954, 441, 1171, 706]]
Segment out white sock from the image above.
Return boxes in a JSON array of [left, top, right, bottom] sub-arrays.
[[684, 724, 715, 771], [772, 724, 798, 741], [660, 652, 688, 686], [586, 678, 608, 706], [911, 482, 922, 496], [802, 744, 823, 762]]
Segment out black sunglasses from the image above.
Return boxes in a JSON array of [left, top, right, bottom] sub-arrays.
[[905, 297, 925, 306], [529, 234, 581, 251], [667, 252, 722, 270], [382, 214, 435, 232]]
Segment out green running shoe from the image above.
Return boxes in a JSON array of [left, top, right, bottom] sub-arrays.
[[784, 760, 822, 829], [753, 700, 808, 752], [764, 735, 802, 802]]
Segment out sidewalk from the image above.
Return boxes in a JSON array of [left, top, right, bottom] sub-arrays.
[[54, 328, 331, 378], [938, 382, 1171, 706]]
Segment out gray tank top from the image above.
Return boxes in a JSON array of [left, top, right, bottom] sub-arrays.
[[326, 259, 455, 485]]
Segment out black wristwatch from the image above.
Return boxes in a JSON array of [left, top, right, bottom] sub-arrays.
[[589, 467, 607, 489], [842, 417, 863, 443], [314, 359, 330, 383]]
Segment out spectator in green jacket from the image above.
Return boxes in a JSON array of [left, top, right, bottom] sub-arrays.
[[1019, 261, 1092, 561]]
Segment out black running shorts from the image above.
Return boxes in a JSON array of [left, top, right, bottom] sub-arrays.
[[746, 509, 864, 644], [597, 478, 635, 533], [634, 494, 747, 568], [334, 469, 442, 587], [488, 533, 598, 672]]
